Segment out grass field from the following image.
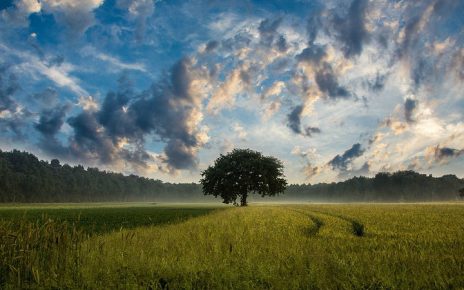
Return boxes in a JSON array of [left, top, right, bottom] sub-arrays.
[[1, 203, 464, 289]]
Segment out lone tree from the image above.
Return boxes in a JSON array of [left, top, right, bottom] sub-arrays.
[[200, 149, 287, 206], [459, 188, 464, 199]]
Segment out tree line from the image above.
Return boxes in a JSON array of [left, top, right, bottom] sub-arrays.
[[0, 149, 462, 202], [0, 150, 206, 202], [282, 171, 464, 202]]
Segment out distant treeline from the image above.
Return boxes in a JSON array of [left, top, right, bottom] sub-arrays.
[[0, 150, 463, 202], [0, 150, 206, 202], [283, 172, 464, 202]]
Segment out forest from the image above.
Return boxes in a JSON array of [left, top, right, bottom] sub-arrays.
[[0, 149, 463, 202]]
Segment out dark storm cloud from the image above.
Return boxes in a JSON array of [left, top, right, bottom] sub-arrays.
[[396, 1, 462, 66], [304, 126, 321, 137], [205, 40, 219, 53], [397, 1, 446, 58], [315, 64, 350, 99], [0, 63, 31, 137], [35, 104, 72, 158], [404, 98, 417, 123], [258, 18, 282, 46], [305, 3, 324, 45], [129, 58, 203, 168], [295, 45, 350, 100], [67, 111, 116, 163], [287, 105, 320, 137], [429, 146, 464, 162], [35, 104, 70, 137], [328, 143, 364, 171], [41, 57, 206, 170], [296, 18, 351, 100], [287, 105, 303, 134], [296, 45, 326, 64], [97, 76, 139, 140], [257, 17, 290, 52], [331, 0, 369, 58]]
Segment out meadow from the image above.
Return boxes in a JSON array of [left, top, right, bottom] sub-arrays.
[[1, 203, 464, 289]]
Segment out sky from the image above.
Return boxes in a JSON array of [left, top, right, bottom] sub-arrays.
[[0, 0, 463, 184]]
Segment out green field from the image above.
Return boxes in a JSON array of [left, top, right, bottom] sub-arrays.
[[1, 203, 464, 289]]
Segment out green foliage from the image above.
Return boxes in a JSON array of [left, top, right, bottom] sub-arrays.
[[459, 188, 464, 198], [0, 206, 219, 234], [0, 149, 462, 203], [0, 149, 205, 202], [200, 149, 287, 206], [284, 171, 464, 202]]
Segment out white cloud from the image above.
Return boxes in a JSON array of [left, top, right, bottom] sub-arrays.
[[0, 43, 89, 97], [0, 0, 41, 26], [81, 46, 148, 73]]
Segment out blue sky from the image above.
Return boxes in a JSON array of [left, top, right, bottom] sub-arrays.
[[0, 0, 463, 183]]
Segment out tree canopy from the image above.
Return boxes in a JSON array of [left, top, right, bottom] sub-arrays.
[[200, 149, 287, 206]]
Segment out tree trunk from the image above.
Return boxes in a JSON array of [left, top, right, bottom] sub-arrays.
[[240, 193, 248, 206]]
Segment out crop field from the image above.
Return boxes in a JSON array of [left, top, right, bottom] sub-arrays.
[[1, 203, 464, 289]]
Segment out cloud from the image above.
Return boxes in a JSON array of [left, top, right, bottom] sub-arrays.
[[425, 145, 464, 164], [262, 81, 285, 99], [366, 72, 386, 92], [315, 63, 350, 99], [328, 143, 364, 171], [82, 46, 147, 72], [0, 64, 20, 114], [35, 104, 70, 136], [0, 43, 89, 97], [77, 95, 99, 111], [304, 126, 321, 137], [207, 62, 251, 114], [116, 0, 156, 41], [404, 97, 417, 123], [51, 57, 210, 171], [0, 63, 31, 137], [67, 111, 115, 163], [22, 59, 88, 97], [295, 44, 351, 101], [233, 123, 247, 140], [262, 100, 281, 121], [0, 0, 41, 27], [296, 45, 326, 64], [287, 105, 321, 137], [31, 87, 59, 106], [41, 0, 104, 38], [2, 0, 104, 37], [331, 0, 369, 58], [258, 17, 284, 49], [204, 40, 219, 53], [287, 105, 304, 135]]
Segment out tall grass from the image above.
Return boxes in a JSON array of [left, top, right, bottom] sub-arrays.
[[0, 218, 86, 288], [1, 204, 464, 289]]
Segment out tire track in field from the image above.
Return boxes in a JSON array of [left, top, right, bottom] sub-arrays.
[[288, 208, 324, 236], [289, 207, 365, 237], [306, 209, 365, 237]]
